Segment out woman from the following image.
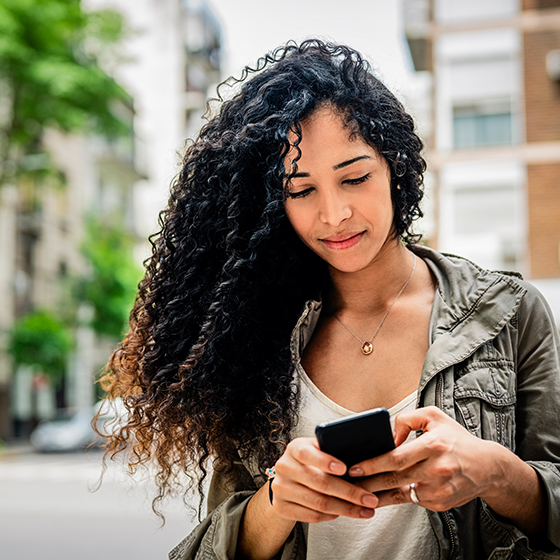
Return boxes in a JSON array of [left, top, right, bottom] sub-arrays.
[[101, 41, 560, 559]]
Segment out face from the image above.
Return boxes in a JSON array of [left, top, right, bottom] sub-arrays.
[[283, 107, 395, 274]]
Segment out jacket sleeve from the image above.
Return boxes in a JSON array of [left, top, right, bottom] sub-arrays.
[[491, 282, 560, 557], [168, 488, 256, 560], [168, 456, 306, 560], [168, 455, 256, 560]]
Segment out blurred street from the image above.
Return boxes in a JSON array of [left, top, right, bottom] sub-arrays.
[[0, 449, 197, 560]]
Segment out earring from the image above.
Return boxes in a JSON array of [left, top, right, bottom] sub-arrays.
[[397, 185, 401, 190]]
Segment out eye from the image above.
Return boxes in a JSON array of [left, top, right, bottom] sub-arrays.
[[344, 173, 370, 186], [287, 187, 314, 199]]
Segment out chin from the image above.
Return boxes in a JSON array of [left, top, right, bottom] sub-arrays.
[[326, 258, 371, 274]]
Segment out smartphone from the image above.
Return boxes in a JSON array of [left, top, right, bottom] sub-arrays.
[[315, 408, 395, 480]]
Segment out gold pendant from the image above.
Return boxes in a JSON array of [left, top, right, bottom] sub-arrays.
[[361, 341, 373, 355]]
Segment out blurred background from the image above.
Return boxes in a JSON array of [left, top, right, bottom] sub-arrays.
[[1, 0, 560, 558]]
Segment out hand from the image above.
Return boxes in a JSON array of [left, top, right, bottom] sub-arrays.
[[271, 436, 379, 523], [348, 406, 499, 511]]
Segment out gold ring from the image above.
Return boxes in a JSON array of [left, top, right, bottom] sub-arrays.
[[409, 482, 421, 504]]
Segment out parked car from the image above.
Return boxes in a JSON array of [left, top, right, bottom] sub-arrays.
[[30, 399, 125, 452]]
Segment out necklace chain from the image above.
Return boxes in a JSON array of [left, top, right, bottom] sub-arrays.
[[334, 254, 417, 355]]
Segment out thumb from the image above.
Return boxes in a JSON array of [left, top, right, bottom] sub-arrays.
[[393, 406, 442, 446]]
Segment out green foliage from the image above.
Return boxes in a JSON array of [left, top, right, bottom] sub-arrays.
[[78, 217, 142, 339], [7, 217, 143, 379], [0, 0, 131, 184], [8, 309, 73, 381]]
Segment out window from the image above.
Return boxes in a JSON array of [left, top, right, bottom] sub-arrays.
[[453, 185, 517, 236], [435, 0, 518, 24], [453, 101, 514, 149], [450, 184, 522, 270]]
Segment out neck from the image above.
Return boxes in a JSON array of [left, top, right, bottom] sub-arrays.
[[326, 239, 415, 318]]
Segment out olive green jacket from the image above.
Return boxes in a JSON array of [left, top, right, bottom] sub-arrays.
[[170, 247, 560, 560]]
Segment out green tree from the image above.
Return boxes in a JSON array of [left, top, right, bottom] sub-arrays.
[[79, 217, 142, 339], [0, 0, 131, 186], [8, 309, 73, 381], [7, 218, 142, 380]]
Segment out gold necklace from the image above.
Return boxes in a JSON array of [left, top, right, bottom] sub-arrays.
[[334, 254, 417, 355]]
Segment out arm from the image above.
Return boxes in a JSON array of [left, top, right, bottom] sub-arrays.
[[169, 458, 259, 560], [513, 282, 560, 547], [474, 439, 547, 535], [235, 483, 296, 560]]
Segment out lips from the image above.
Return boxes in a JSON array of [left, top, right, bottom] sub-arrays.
[[321, 231, 364, 250]]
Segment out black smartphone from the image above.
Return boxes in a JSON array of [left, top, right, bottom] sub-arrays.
[[315, 408, 395, 481]]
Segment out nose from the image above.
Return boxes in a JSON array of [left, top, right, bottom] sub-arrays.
[[318, 187, 351, 226]]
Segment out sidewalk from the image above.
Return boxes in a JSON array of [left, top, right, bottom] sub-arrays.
[[0, 441, 34, 460]]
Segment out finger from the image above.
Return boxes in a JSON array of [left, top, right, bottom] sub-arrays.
[[277, 441, 379, 511], [372, 486, 412, 508], [373, 484, 465, 512], [372, 481, 433, 508], [287, 437, 346, 475], [377, 485, 427, 507], [355, 465, 425, 494], [274, 500, 338, 524], [393, 408, 430, 446], [393, 406, 448, 446], [276, 481, 376, 520], [348, 436, 432, 478], [280, 459, 379, 509]]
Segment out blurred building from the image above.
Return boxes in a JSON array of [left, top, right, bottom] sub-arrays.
[[0, 114, 142, 439], [84, 0, 223, 240], [183, 0, 222, 139], [0, 0, 223, 441], [404, 0, 560, 324]]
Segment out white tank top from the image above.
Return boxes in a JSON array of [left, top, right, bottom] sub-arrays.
[[292, 367, 441, 560]]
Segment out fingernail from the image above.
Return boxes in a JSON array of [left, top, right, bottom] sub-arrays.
[[349, 467, 363, 477], [360, 508, 374, 518], [362, 495, 377, 508], [329, 461, 345, 474]]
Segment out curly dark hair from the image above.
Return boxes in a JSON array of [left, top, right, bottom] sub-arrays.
[[99, 39, 426, 513]]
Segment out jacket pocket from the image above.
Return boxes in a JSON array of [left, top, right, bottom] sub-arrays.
[[453, 362, 516, 451]]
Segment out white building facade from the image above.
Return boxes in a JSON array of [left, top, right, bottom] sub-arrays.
[[404, 0, 560, 324]]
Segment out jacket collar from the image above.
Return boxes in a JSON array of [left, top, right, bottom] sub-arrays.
[[412, 245, 526, 391]]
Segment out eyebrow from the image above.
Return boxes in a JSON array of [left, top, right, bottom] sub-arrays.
[[289, 155, 373, 178], [333, 155, 373, 170]]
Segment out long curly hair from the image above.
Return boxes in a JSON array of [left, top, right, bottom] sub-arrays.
[[99, 39, 426, 513]]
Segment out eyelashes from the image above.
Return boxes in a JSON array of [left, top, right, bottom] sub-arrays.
[[287, 173, 371, 199], [287, 188, 313, 199], [344, 172, 370, 186]]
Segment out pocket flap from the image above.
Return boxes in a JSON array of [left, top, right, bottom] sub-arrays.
[[454, 363, 516, 406]]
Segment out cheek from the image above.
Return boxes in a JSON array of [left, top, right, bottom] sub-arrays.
[[284, 204, 308, 237], [285, 207, 317, 252]]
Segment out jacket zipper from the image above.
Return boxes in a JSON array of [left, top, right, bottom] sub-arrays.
[[436, 372, 456, 560]]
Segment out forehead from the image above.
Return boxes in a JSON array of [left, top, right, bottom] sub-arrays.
[[285, 106, 375, 167], [293, 105, 356, 138]]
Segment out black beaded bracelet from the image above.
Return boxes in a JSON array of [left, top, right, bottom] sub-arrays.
[[268, 477, 274, 505], [266, 466, 276, 506]]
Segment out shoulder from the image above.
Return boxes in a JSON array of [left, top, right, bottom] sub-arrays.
[[411, 245, 525, 314], [410, 245, 559, 336], [512, 279, 559, 340], [410, 245, 518, 287]]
